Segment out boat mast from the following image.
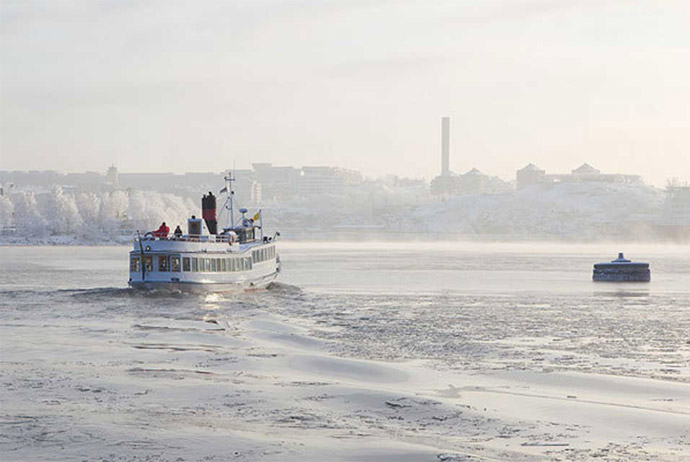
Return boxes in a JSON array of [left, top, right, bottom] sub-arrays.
[[220, 170, 236, 229]]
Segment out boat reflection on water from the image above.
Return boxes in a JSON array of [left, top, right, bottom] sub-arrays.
[[592, 286, 651, 298]]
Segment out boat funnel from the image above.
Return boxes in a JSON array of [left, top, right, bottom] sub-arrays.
[[202, 192, 217, 234]]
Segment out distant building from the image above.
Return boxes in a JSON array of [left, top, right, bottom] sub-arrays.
[[106, 165, 119, 187], [62, 171, 107, 191], [516, 164, 546, 189], [232, 169, 261, 205], [119, 172, 180, 190], [299, 166, 363, 197], [460, 169, 511, 194], [431, 168, 510, 195], [571, 163, 600, 176], [249, 163, 363, 200], [0, 170, 60, 187], [459, 168, 493, 194], [251, 163, 301, 201], [430, 116, 456, 196], [516, 163, 643, 189], [441, 116, 450, 176], [429, 117, 510, 196], [430, 174, 460, 196]]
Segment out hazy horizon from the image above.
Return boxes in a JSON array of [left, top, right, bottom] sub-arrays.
[[2, 0, 690, 187]]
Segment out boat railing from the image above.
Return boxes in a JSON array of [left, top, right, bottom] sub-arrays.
[[134, 233, 235, 244]]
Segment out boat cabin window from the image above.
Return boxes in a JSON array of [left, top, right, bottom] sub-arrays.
[[182, 257, 190, 272], [144, 256, 153, 272], [188, 220, 201, 235], [130, 256, 140, 272], [158, 255, 169, 272], [193, 258, 238, 273], [171, 256, 181, 272], [252, 246, 274, 264], [236, 228, 256, 243]]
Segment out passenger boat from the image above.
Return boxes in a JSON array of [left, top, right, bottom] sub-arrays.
[[592, 252, 650, 282], [128, 172, 280, 292]]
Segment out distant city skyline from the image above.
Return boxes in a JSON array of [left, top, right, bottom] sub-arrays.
[[2, 1, 689, 187], [0, 159, 668, 185], [3, 159, 681, 192]]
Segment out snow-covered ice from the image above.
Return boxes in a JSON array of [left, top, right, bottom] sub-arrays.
[[0, 242, 688, 461]]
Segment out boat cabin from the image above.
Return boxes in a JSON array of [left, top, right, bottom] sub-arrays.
[[221, 225, 259, 244]]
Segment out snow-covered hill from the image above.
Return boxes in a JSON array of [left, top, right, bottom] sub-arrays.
[[404, 182, 664, 240]]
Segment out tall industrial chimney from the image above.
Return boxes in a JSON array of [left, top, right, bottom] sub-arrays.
[[441, 116, 450, 176]]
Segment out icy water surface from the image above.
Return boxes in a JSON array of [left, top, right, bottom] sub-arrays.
[[1, 242, 689, 461]]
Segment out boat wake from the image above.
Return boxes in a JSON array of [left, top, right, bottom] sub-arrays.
[[266, 281, 302, 295], [64, 287, 192, 301]]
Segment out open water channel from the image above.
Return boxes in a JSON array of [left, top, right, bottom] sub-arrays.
[[1, 242, 688, 461]]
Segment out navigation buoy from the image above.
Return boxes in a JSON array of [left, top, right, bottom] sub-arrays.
[[593, 253, 650, 282]]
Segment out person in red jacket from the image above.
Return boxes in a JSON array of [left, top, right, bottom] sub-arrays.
[[153, 222, 169, 238]]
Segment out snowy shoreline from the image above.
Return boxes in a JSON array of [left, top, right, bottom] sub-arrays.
[[2, 181, 688, 245], [2, 234, 688, 247]]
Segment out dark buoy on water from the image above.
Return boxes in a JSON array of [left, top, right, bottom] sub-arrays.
[[593, 252, 650, 282]]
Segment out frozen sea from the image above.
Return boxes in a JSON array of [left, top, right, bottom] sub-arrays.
[[1, 242, 689, 461]]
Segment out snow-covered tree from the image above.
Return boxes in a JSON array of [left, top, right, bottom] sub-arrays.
[[12, 192, 47, 237], [100, 190, 128, 222], [75, 192, 100, 224], [43, 186, 83, 235], [127, 191, 195, 232], [0, 195, 14, 228]]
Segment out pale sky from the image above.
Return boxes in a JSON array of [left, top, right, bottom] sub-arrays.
[[1, 0, 689, 186]]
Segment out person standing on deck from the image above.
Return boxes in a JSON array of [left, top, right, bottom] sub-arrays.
[[153, 222, 169, 238]]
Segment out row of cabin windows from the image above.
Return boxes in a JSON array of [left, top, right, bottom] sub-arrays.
[[130, 255, 253, 273], [252, 246, 275, 264]]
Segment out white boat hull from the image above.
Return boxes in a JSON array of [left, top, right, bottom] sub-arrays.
[[128, 238, 280, 293], [128, 269, 280, 293]]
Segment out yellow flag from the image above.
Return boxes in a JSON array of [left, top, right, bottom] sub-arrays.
[[252, 210, 261, 221]]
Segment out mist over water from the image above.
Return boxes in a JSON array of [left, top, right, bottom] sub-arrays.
[[1, 242, 688, 461]]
